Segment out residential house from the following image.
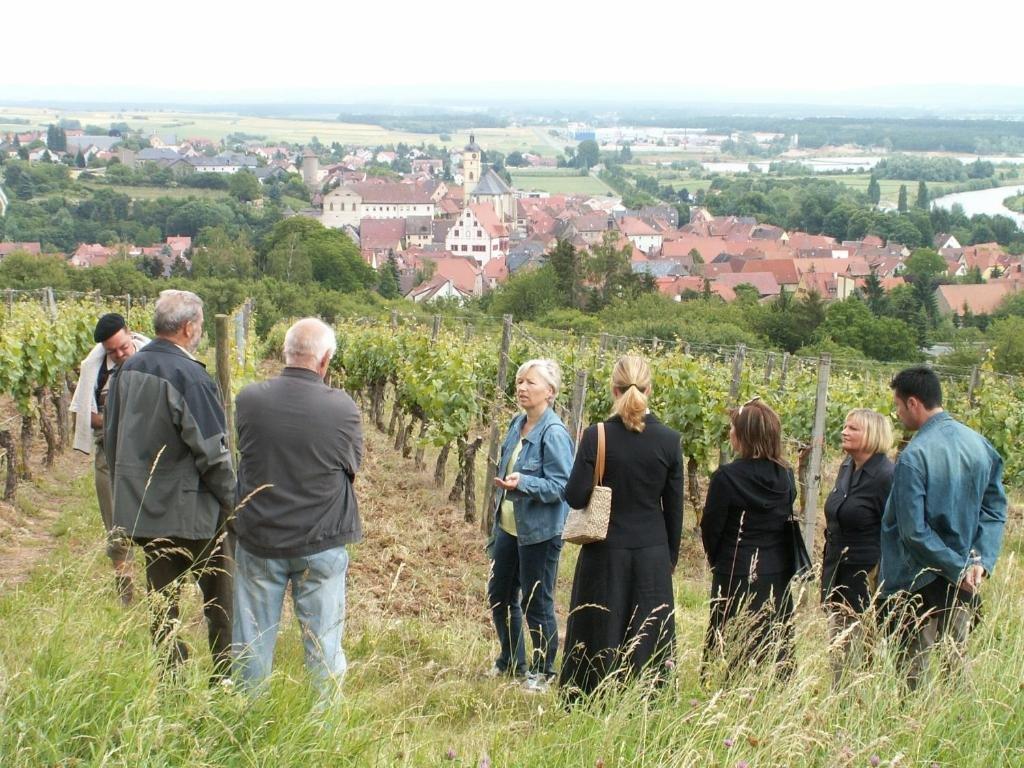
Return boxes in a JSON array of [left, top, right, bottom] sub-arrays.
[[934, 283, 1021, 317], [444, 203, 509, 266], [359, 218, 406, 268], [0, 242, 42, 259], [618, 217, 663, 255], [69, 243, 118, 268]]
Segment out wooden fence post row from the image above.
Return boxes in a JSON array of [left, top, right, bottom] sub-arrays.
[[481, 315, 514, 532]]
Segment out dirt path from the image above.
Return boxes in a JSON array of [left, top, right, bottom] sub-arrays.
[[0, 439, 91, 589], [0, 393, 492, 623]]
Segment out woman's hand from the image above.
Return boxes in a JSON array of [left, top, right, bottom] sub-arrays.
[[494, 472, 521, 491]]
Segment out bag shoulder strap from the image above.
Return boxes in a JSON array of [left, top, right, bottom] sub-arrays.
[[594, 422, 606, 485]]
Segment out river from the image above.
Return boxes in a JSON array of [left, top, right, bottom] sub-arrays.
[[930, 184, 1024, 228]]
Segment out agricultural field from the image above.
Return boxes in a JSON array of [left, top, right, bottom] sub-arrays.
[[0, 106, 554, 157], [510, 170, 614, 196]]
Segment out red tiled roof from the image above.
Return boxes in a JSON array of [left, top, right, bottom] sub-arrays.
[[618, 217, 659, 237], [0, 242, 42, 256], [359, 218, 406, 250], [348, 182, 433, 205], [740, 258, 799, 285], [423, 254, 482, 294], [468, 203, 508, 238], [715, 271, 781, 296]]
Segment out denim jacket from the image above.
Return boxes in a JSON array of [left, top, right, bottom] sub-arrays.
[[491, 407, 573, 547], [880, 411, 1007, 596]]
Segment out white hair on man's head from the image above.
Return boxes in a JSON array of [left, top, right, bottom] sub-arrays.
[[284, 318, 337, 365], [154, 289, 203, 335]]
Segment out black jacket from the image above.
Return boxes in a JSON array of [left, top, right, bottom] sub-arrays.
[[701, 458, 796, 577], [820, 453, 894, 585], [564, 414, 684, 566], [105, 338, 235, 541], [234, 367, 363, 558]]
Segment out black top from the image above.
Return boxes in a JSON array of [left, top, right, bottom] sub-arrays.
[[701, 458, 796, 577], [564, 414, 684, 566], [822, 452, 895, 568], [235, 367, 364, 559]]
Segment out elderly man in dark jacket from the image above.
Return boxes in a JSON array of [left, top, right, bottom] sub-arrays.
[[105, 289, 236, 680], [232, 317, 363, 697]]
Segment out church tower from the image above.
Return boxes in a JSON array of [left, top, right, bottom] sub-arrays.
[[463, 133, 481, 198]]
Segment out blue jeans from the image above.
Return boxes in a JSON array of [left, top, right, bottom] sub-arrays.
[[233, 541, 349, 694], [487, 527, 563, 676]]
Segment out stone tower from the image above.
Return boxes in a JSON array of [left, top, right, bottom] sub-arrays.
[[301, 147, 320, 191], [463, 133, 481, 198]]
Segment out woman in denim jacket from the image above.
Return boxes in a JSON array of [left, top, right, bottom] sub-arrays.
[[488, 358, 573, 692]]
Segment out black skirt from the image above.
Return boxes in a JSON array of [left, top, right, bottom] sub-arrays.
[[704, 566, 795, 679], [559, 543, 675, 699]]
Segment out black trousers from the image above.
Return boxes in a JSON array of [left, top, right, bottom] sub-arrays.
[[137, 532, 234, 680], [704, 569, 795, 682]]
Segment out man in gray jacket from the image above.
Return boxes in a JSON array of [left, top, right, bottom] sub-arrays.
[[105, 290, 235, 680], [232, 318, 363, 697]]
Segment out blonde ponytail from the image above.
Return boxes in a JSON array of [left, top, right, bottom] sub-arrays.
[[611, 355, 651, 432]]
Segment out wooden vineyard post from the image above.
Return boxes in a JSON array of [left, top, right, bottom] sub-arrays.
[[780, 352, 791, 388], [719, 344, 746, 466], [764, 353, 775, 385], [801, 354, 831, 556], [567, 368, 589, 445], [215, 315, 236, 460], [482, 315, 514, 532], [431, 315, 441, 343], [968, 365, 980, 409]]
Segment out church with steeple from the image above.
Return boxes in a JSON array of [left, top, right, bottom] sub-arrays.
[[462, 133, 516, 225]]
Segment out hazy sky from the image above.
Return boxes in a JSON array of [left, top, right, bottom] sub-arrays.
[[3, 0, 1021, 105]]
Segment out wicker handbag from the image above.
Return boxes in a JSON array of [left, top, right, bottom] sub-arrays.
[[563, 422, 612, 545]]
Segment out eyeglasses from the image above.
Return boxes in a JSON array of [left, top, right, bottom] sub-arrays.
[[738, 395, 761, 415]]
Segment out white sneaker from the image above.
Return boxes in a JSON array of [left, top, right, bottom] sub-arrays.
[[522, 673, 555, 693]]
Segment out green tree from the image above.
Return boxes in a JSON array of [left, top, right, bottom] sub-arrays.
[[897, 184, 909, 214], [867, 175, 881, 205], [904, 248, 947, 283], [546, 239, 584, 309], [989, 316, 1024, 373], [915, 180, 929, 210], [377, 253, 401, 299], [190, 226, 255, 279], [228, 170, 261, 202], [262, 217, 374, 291], [575, 139, 600, 170], [862, 269, 886, 315], [488, 264, 561, 319]]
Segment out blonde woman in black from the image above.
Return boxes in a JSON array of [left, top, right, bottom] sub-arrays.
[[559, 356, 684, 701]]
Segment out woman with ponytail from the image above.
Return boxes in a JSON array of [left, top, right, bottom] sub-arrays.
[[559, 356, 684, 701]]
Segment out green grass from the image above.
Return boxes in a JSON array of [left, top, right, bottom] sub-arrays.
[[2, 420, 1023, 767], [510, 172, 614, 196], [75, 180, 231, 201]]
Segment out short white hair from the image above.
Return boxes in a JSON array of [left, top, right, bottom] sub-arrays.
[[516, 358, 562, 400], [284, 318, 337, 364], [154, 290, 203, 335]]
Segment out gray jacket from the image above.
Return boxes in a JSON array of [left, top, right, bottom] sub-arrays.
[[105, 338, 235, 541], [234, 367, 363, 559]]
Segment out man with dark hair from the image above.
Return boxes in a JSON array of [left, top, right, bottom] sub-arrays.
[[70, 312, 149, 605], [880, 365, 1007, 689], [105, 291, 235, 681]]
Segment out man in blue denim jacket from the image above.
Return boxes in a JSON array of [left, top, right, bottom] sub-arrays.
[[880, 366, 1007, 689]]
